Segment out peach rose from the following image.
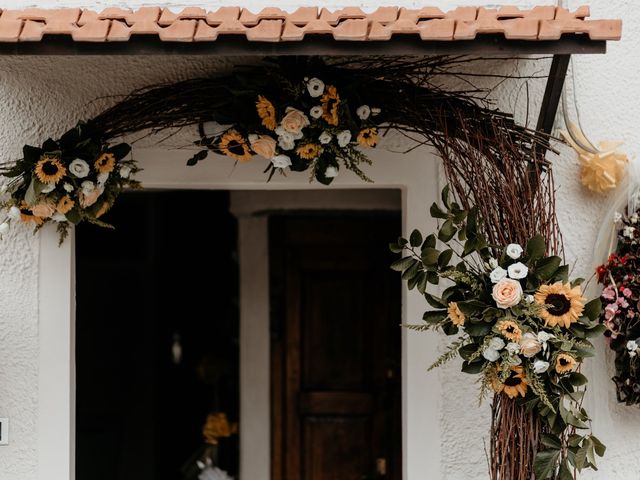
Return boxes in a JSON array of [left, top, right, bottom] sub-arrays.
[[80, 189, 102, 208], [249, 135, 277, 159], [280, 107, 309, 135], [519, 332, 542, 358], [492, 278, 522, 309], [31, 201, 56, 218]]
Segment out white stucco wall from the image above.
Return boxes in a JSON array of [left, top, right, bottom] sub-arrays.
[[0, 1, 637, 479]]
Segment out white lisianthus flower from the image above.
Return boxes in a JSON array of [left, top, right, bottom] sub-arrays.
[[119, 166, 132, 179], [271, 154, 292, 169], [69, 158, 90, 178], [198, 466, 233, 480], [488, 337, 505, 351], [275, 125, 303, 141], [482, 348, 500, 362], [318, 131, 332, 144], [537, 331, 555, 352], [632, 213, 639, 224], [81, 181, 96, 195], [506, 342, 520, 355], [97, 172, 110, 186], [277, 132, 295, 151], [624, 226, 636, 238], [336, 130, 352, 148], [507, 262, 528, 280], [488, 258, 499, 269], [525, 294, 534, 304], [506, 243, 523, 259], [0, 222, 9, 235], [325, 166, 338, 178], [310, 106, 323, 119], [51, 213, 67, 223], [627, 340, 638, 352], [371, 107, 381, 116], [614, 211, 623, 223], [41, 183, 56, 194], [63, 182, 74, 192], [306, 77, 325, 98], [356, 105, 371, 120], [8, 206, 21, 221], [489, 266, 507, 283], [533, 360, 550, 374]]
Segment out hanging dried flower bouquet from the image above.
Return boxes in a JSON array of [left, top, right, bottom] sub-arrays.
[[392, 187, 605, 479]]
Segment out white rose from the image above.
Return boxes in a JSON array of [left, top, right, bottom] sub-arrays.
[[7, 206, 21, 221], [507, 262, 528, 280], [310, 106, 323, 119], [627, 340, 638, 352], [69, 158, 90, 178], [632, 213, 639, 224], [624, 226, 635, 238], [482, 348, 500, 362], [63, 182, 74, 192], [81, 181, 96, 195], [614, 211, 623, 223], [537, 331, 555, 343], [488, 337, 505, 351], [506, 342, 521, 355], [533, 360, 550, 374], [0, 222, 9, 235], [490, 266, 507, 283], [119, 166, 132, 179], [306, 77, 325, 98], [276, 125, 303, 140], [319, 131, 332, 145], [41, 183, 56, 194], [356, 105, 371, 120], [336, 130, 352, 148], [97, 172, 110, 186], [278, 132, 295, 151], [371, 107, 381, 116], [271, 154, 292, 169], [325, 166, 338, 178], [506, 243, 523, 259], [489, 258, 499, 269]]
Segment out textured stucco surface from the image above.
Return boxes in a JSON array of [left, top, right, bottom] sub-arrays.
[[0, 1, 638, 479]]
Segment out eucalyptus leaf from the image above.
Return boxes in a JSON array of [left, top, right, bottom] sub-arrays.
[[438, 249, 454, 268], [422, 247, 441, 266], [391, 257, 415, 272], [438, 219, 456, 242], [410, 229, 423, 247], [430, 202, 448, 219]]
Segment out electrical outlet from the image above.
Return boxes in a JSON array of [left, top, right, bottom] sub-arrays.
[[0, 418, 8, 445]]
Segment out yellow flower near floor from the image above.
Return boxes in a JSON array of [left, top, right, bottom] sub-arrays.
[[219, 130, 252, 162], [296, 143, 322, 160], [492, 366, 528, 399], [321, 85, 340, 126], [256, 95, 277, 131], [497, 320, 522, 343], [555, 353, 576, 374], [203, 412, 238, 445], [534, 282, 585, 328], [94, 153, 116, 174], [34, 155, 66, 184], [447, 302, 465, 326], [57, 195, 75, 214], [357, 128, 378, 147]]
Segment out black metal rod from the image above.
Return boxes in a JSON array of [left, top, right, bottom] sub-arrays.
[[536, 54, 571, 135]]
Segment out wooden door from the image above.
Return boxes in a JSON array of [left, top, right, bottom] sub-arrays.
[[270, 214, 402, 480]]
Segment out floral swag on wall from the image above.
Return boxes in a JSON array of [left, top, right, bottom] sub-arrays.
[[0, 56, 607, 479]]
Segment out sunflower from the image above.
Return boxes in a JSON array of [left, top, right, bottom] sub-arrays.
[[218, 130, 252, 162], [34, 155, 66, 184], [56, 195, 75, 214], [202, 412, 238, 445], [555, 353, 576, 374], [296, 143, 322, 160], [357, 127, 378, 147], [534, 282, 585, 328], [497, 320, 522, 342], [94, 153, 116, 173], [256, 95, 277, 131], [95, 202, 110, 218], [447, 302, 465, 326], [493, 366, 528, 399], [321, 85, 340, 126], [18, 202, 44, 226]]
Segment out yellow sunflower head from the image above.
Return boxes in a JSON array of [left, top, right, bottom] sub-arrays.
[[56, 195, 75, 215], [497, 320, 522, 342], [296, 143, 322, 160], [357, 127, 378, 148], [203, 412, 238, 445], [447, 302, 465, 326], [534, 282, 585, 328], [491, 366, 528, 399], [256, 95, 277, 131], [219, 130, 253, 162], [321, 85, 340, 126], [18, 202, 44, 225], [555, 353, 576, 374], [35, 155, 66, 184], [95, 153, 116, 174]]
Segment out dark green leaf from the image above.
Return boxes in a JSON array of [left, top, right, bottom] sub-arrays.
[[568, 372, 588, 387], [464, 322, 491, 336], [438, 249, 454, 268], [416, 272, 428, 295], [422, 234, 436, 249], [410, 229, 423, 247], [186, 149, 208, 166], [438, 219, 456, 242], [423, 310, 447, 325], [575, 443, 588, 471], [458, 343, 478, 361], [402, 260, 421, 281], [558, 460, 573, 480], [540, 434, 562, 450], [107, 142, 132, 160], [426, 271, 440, 285], [583, 298, 602, 322], [424, 293, 446, 309], [389, 242, 403, 253], [441, 184, 451, 209], [391, 257, 415, 272], [461, 360, 484, 374], [534, 449, 560, 479], [590, 435, 606, 457], [430, 202, 448, 219], [24, 179, 37, 206], [526, 235, 546, 262], [421, 247, 440, 266], [535, 256, 562, 281]]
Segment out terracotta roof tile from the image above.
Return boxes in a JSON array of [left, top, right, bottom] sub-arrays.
[[0, 5, 622, 43]]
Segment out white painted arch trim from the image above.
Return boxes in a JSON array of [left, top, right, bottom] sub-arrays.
[[37, 145, 442, 480]]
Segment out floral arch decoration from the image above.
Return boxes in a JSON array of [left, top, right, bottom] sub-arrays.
[[0, 56, 605, 479]]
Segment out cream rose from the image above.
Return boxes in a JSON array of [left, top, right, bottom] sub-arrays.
[[519, 332, 542, 357], [492, 278, 522, 309], [280, 107, 309, 135], [249, 135, 277, 159], [31, 201, 56, 218]]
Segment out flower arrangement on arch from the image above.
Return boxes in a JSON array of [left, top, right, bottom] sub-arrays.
[[188, 76, 380, 185], [0, 123, 139, 243], [596, 208, 640, 405], [391, 187, 605, 478]]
